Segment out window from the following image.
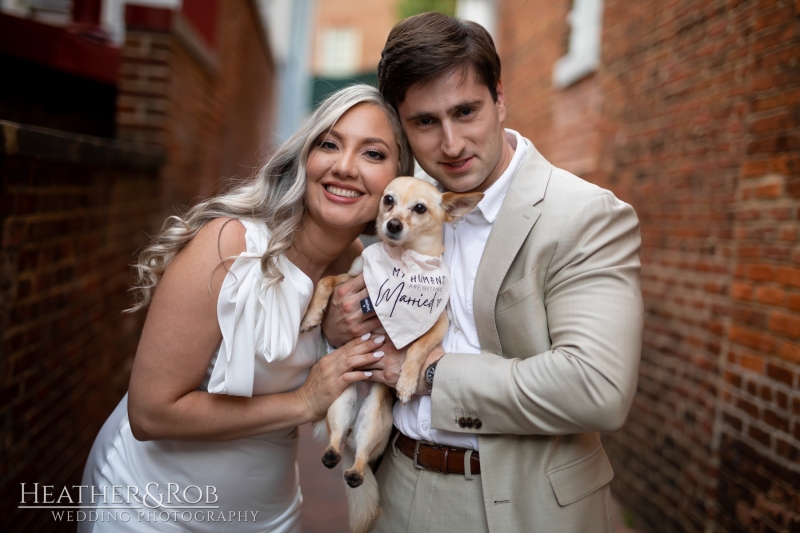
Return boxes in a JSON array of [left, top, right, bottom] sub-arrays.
[[318, 27, 362, 78], [553, 0, 604, 88]]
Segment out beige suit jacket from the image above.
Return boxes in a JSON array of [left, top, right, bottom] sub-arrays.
[[430, 140, 643, 532]]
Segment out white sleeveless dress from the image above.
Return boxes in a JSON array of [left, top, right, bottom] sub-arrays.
[[80, 220, 319, 532]]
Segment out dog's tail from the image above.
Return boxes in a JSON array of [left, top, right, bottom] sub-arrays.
[[343, 448, 381, 533]]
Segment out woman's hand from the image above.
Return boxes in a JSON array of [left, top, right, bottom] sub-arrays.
[[294, 333, 386, 421]]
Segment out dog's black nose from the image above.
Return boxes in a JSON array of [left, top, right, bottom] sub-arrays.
[[386, 219, 403, 235]]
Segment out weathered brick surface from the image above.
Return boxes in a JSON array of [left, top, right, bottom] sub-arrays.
[[117, 0, 276, 218], [1, 2, 275, 531], [498, 0, 800, 531], [0, 140, 161, 532]]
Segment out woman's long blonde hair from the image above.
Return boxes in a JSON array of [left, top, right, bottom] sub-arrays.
[[127, 84, 414, 313]]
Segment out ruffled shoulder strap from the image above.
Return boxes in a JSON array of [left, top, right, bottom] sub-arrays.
[[206, 220, 313, 397]]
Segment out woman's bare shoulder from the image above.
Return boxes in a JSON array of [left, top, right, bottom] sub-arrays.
[[196, 217, 248, 261]]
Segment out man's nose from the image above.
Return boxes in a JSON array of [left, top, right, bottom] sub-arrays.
[[440, 122, 465, 158]]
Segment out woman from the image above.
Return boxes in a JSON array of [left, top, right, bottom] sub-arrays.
[[80, 85, 415, 532]]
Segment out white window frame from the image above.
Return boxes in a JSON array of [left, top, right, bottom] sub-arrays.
[[553, 0, 604, 88]]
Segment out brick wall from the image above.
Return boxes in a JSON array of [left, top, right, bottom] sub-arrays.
[[117, 0, 276, 216], [498, 0, 799, 531], [0, 122, 164, 532]]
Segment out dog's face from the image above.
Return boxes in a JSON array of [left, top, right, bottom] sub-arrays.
[[376, 176, 483, 253]]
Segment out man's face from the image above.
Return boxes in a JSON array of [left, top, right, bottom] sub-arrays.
[[397, 65, 512, 193]]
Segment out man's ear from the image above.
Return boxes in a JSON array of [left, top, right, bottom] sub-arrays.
[[441, 192, 484, 222], [495, 79, 506, 124]]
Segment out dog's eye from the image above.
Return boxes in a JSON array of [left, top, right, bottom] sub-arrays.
[[412, 204, 427, 214], [383, 195, 394, 206]]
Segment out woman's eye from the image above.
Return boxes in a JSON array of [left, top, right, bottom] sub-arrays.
[[366, 149, 386, 160], [383, 195, 394, 206], [319, 140, 337, 150], [413, 204, 427, 214]]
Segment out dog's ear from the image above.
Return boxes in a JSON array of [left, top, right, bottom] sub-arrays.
[[440, 192, 484, 222]]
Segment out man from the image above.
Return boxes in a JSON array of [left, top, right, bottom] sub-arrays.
[[321, 12, 643, 533]]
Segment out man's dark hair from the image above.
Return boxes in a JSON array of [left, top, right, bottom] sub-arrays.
[[378, 12, 501, 110]]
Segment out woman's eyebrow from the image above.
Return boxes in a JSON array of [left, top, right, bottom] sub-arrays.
[[328, 128, 391, 150], [362, 137, 391, 149]]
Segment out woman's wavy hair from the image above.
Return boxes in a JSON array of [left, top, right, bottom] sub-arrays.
[[127, 84, 414, 313]]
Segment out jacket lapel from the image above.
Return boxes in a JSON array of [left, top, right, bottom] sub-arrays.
[[473, 141, 552, 355]]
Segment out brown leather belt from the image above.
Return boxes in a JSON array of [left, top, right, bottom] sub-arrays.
[[395, 431, 480, 475]]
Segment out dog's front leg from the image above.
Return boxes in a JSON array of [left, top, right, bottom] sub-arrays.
[[300, 273, 352, 332], [395, 312, 449, 403], [344, 383, 393, 487], [318, 383, 358, 468]]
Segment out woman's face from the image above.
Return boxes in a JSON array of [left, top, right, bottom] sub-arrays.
[[305, 103, 400, 232]]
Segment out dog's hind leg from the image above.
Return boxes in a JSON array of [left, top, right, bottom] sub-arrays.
[[395, 312, 449, 403], [344, 383, 393, 488], [319, 383, 358, 469]]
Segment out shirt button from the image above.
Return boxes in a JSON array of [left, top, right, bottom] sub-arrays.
[[421, 422, 429, 431]]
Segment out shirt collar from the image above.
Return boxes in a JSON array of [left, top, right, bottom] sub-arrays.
[[475, 129, 527, 224]]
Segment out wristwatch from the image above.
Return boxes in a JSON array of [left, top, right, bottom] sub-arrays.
[[424, 359, 439, 393]]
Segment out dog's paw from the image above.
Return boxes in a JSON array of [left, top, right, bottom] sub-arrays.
[[321, 447, 341, 469], [344, 468, 364, 488], [300, 311, 323, 333], [395, 374, 417, 404]]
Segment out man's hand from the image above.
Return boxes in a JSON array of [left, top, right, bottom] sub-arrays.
[[320, 273, 382, 348], [358, 340, 445, 397]]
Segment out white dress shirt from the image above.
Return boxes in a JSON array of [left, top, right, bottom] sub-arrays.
[[394, 130, 529, 450]]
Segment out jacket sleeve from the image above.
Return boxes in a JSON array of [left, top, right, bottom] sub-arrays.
[[430, 193, 644, 435]]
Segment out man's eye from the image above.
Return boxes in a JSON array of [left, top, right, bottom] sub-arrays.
[[459, 108, 474, 117], [418, 118, 434, 127], [413, 204, 427, 214], [383, 195, 394, 206]]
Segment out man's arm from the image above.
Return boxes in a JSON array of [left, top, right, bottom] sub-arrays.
[[430, 193, 643, 435]]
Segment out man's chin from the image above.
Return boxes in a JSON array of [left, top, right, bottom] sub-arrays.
[[434, 174, 486, 194]]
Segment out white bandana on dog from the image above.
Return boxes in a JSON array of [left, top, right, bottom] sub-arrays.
[[361, 242, 451, 349]]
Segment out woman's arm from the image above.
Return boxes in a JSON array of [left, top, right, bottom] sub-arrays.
[[127, 218, 382, 441]]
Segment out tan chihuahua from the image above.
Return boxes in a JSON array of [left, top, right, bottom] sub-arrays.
[[300, 176, 482, 533]]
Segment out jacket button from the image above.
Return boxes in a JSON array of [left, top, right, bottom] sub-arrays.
[[458, 417, 467, 428], [465, 417, 474, 428], [473, 418, 483, 429]]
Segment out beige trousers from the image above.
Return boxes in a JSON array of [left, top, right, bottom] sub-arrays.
[[372, 443, 489, 533]]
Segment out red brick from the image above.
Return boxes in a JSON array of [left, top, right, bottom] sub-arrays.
[[749, 425, 772, 447], [730, 326, 776, 351], [770, 311, 800, 338], [747, 264, 777, 281], [767, 363, 795, 386], [776, 266, 800, 288], [739, 354, 765, 372], [787, 293, 800, 312], [732, 283, 754, 300], [755, 286, 784, 305], [777, 340, 800, 363]]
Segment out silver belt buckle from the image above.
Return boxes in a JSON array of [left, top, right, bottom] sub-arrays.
[[413, 439, 443, 470]]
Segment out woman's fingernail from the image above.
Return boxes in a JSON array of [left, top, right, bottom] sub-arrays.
[[361, 333, 371, 341], [364, 371, 373, 377], [374, 351, 385, 358], [374, 335, 385, 344]]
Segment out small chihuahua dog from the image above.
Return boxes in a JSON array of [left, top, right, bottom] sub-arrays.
[[300, 176, 482, 533]]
